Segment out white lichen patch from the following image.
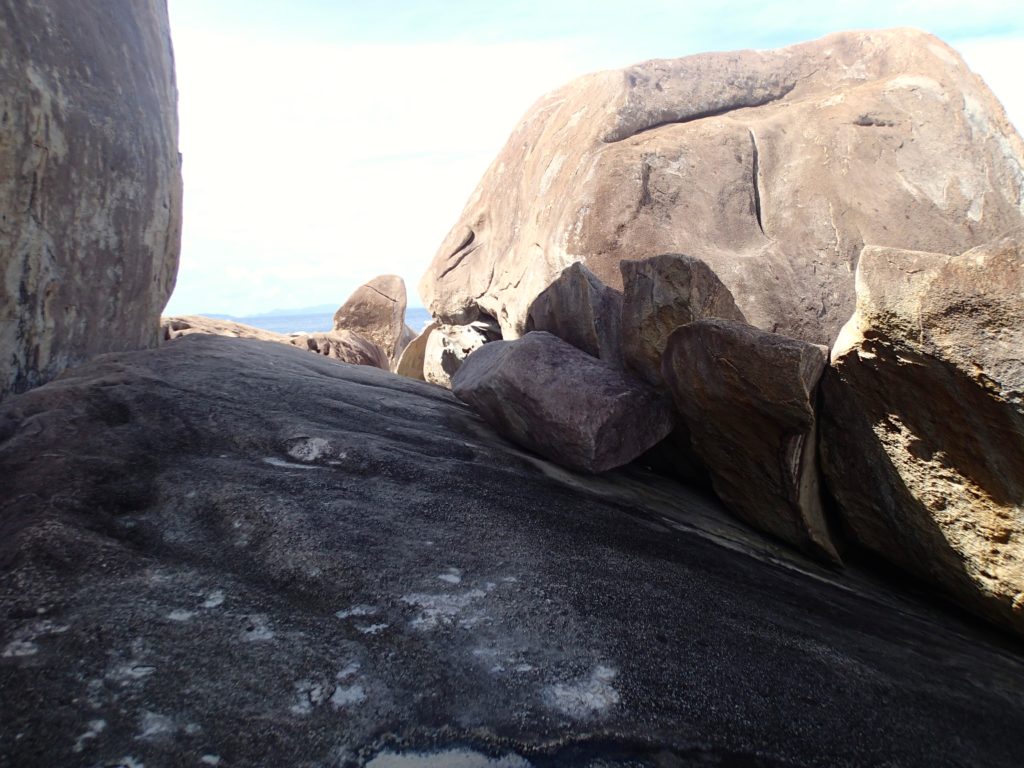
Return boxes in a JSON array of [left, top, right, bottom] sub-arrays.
[[108, 663, 156, 682], [337, 661, 361, 680], [356, 623, 389, 635], [240, 615, 274, 642], [202, 590, 225, 609], [113, 757, 145, 768], [136, 711, 177, 740], [544, 665, 620, 719], [166, 609, 194, 622], [200, 756, 221, 766], [336, 605, 378, 620], [438, 568, 462, 585], [290, 680, 329, 716], [286, 437, 333, 463], [330, 684, 367, 709], [72, 719, 107, 753], [261, 457, 322, 470], [2, 640, 38, 657], [366, 748, 531, 768], [401, 589, 488, 630]]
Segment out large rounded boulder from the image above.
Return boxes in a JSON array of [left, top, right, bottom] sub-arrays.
[[0, 0, 183, 400], [419, 29, 1024, 348]]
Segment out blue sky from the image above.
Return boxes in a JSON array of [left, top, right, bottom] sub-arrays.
[[164, 1, 1024, 316]]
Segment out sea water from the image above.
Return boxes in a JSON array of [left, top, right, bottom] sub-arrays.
[[228, 307, 433, 335]]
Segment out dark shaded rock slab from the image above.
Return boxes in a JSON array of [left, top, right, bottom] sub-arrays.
[[0, 0, 182, 400], [452, 332, 674, 473], [1, 336, 1023, 766], [663, 319, 838, 563], [821, 235, 1024, 636]]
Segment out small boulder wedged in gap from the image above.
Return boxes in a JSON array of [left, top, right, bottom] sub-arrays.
[[452, 331, 675, 473], [290, 330, 389, 370], [525, 262, 624, 366], [396, 322, 439, 381], [819, 234, 1024, 636], [621, 254, 745, 386], [663, 318, 839, 563], [424, 319, 502, 388], [333, 275, 408, 365]]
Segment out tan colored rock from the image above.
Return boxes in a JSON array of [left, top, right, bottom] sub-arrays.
[[289, 330, 389, 370], [162, 316, 287, 343], [0, 0, 182, 399], [420, 29, 1024, 347], [664, 319, 839, 563], [621, 254, 745, 385], [423, 319, 501, 388], [163, 316, 388, 370], [452, 332, 674, 473], [396, 322, 439, 381], [820, 234, 1024, 635], [333, 275, 407, 365], [524, 262, 623, 365]]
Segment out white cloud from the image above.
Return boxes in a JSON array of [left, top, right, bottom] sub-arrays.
[[166, 29, 595, 315]]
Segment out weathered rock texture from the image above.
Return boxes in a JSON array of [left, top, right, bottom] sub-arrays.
[[622, 254, 745, 385], [290, 330, 389, 370], [162, 316, 288, 343], [395, 321, 438, 381], [525, 262, 624, 365], [162, 316, 389, 369], [821, 234, 1024, 635], [333, 275, 408, 365], [2, 335, 1024, 766], [420, 29, 1024, 347], [424, 319, 501, 388], [0, 0, 182, 400], [452, 332, 674, 473], [664, 319, 838, 563]]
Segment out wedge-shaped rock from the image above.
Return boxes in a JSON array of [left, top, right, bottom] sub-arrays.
[[333, 275, 408, 364], [453, 332, 674, 473], [820, 235, 1024, 635], [396, 322, 439, 381], [664, 319, 838, 563], [622, 254, 745, 386], [420, 30, 1024, 348], [525, 263, 624, 365]]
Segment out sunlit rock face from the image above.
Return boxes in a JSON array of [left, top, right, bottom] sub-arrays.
[[820, 233, 1024, 636], [0, 0, 183, 400], [419, 28, 1024, 347]]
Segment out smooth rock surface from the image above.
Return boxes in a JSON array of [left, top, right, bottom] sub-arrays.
[[419, 29, 1024, 347], [663, 319, 838, 563], [622, 254, 745, 385], [1, 335, 1024, 767], [333, 275, 408, 365], [0, 0, 182, 399], [821, 234, 1024, 636], [452, 332, 674, 473], [423, 319, 501, 388], [290, 330, 390, 370], [524, 262, 624, 365], [395, 322, 439, 381], [162, 315, 290, 343]]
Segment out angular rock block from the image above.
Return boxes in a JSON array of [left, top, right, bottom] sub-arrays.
[[525, 262, 624, 365], [820, 235, 1024, 635], [452, 332, 674, 473], [621, 254, 745, 386], [663, 319, 839, 563]]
